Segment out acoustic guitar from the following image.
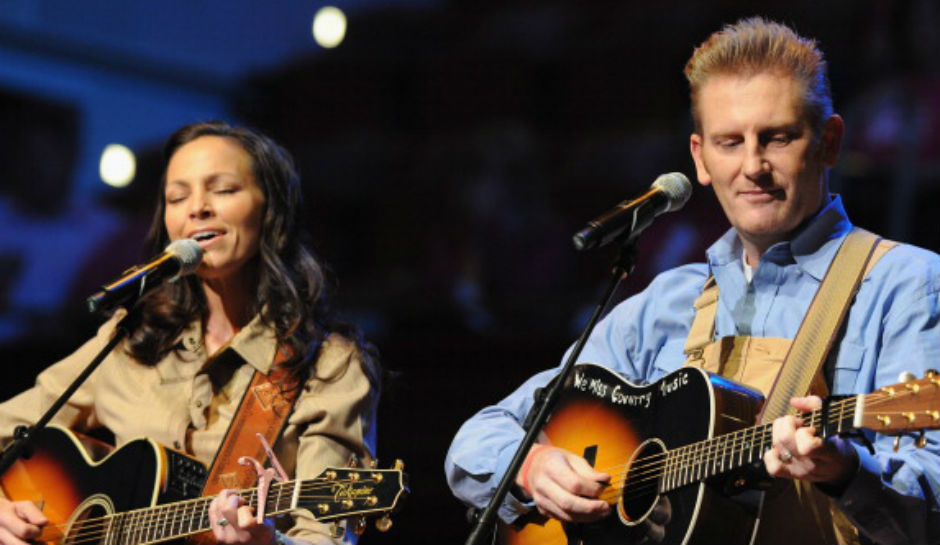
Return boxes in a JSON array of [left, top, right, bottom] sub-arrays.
[[499, 364, 939, 545], [1, 425, 408, 545]]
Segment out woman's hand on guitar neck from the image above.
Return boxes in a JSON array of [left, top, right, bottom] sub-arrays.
[[763, 396, 860, 491], [514, 445, 611, 523], [0, 498, 47, 545], [208, 489, 278, 545]]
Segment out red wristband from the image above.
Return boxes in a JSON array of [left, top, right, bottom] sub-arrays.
[[518, 444, 552, 496]]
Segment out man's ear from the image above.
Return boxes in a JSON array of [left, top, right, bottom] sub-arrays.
[[690, 133, 712, 187], [819, 114, 844, 168]]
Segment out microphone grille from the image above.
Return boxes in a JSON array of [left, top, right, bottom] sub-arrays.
[[652, 172, 693, 212], [166, 239, 204, 275]]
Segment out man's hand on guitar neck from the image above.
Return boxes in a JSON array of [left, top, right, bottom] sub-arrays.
[[763, 396, 860, 492], [0, 498, 47, 545], [514, 444, 611, 523]]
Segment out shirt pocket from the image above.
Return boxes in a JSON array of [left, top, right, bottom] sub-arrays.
[[829, 340, 866, 394]]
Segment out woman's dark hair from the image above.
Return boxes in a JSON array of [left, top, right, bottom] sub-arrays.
[[127, 121, 379, 388]]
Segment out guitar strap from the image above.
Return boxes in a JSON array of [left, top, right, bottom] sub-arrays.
[[200, 347, 299, 495], [757, 229, 893, 422]]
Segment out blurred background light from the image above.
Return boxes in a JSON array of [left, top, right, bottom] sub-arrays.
[[99, 143, 136, 187], [312, 6, 347, 48]]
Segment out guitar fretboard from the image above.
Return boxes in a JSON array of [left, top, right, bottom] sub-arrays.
[[659, 396, 857, 492], [66, 480, 299, 545]]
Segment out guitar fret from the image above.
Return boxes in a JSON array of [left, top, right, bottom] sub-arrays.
[[154, 505, 165, 542], [143, 507, 154, 544], [695, 441, 705, 481], [169, 503, 179, 537], [837, 399, 847, 434], [109, 512, 122, 545], [669, 449, 678, 489], [188, 500, 199, 534], [199, 499, 211, 533], [275, 481, 286, 512], [668, 451, 676, 491], [133, 511, 144, 545]]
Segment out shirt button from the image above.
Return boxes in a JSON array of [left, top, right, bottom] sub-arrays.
[[174, 441, 182, 449], [195, 400, 203, 408]]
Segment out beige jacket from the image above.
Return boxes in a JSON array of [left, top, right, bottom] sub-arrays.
[[0, 311, 378, 544]]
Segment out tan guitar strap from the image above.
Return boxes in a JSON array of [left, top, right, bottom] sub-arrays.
[[200, 348, 299, 495], [758, 229, 893, 422]]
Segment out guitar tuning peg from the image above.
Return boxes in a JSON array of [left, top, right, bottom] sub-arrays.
[[893, 436, 901, 452], [916, 430, 927, 449], [347, 454, 360, 468], [375, 514, 393, 532], [354, 516, 368, 536], [368, 458, 378, 469], [394, 459, 405, 471], [897, 371, 917, 383]]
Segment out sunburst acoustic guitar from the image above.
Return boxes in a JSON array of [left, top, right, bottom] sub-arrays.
[[1, 425, 408, 545], [498, 364, 939, 545]]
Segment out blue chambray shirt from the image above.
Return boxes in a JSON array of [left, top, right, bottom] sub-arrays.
[[445, 195, 940, 544]]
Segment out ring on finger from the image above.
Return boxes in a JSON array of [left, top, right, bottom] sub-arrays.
[[778, 450, 794, 463], [218, 517, 229, 527]]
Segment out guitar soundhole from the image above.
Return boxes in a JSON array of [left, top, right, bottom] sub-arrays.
[[617, 438, 665, 526], [65, 495, 114, 545]]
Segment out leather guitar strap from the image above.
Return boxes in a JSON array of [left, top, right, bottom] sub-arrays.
[[757, 228, 890, 423], [200, 348, 299, 495]]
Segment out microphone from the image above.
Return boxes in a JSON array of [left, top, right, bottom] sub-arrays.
[[572, 172, 692, 251], [86, 239, 203, 313]]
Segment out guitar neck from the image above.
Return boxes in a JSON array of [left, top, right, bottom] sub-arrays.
[[660, 395, 859, 492], [99, 480, 299, 545]]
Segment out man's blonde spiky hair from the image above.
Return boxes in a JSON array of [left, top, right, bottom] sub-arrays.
[[684, 17, 833, 135]]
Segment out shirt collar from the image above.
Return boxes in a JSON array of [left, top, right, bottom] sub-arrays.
[[706, 194, 854, 281], [179, 313, 278, 374]]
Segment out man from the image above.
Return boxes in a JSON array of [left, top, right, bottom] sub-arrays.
[[445, 17, 939, 545]]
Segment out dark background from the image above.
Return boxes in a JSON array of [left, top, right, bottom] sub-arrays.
[[0, 1, 937, 543]]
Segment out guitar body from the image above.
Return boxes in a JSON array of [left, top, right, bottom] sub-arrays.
[[1, 425, 207, 545], [500, 364, 766, 545]]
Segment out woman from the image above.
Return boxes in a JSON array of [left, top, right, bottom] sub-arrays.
[[0, 121, 380, 545]]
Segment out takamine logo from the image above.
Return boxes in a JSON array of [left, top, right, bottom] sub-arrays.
[[331, 482, 374, 501]]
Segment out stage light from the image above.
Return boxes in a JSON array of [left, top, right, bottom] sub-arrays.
[[312, 6, 347, 48], [99, 144, 136, 188]]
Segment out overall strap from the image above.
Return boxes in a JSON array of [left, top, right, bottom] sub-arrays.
[[682, 275, 719, 365], [758, 229, 892, 423]]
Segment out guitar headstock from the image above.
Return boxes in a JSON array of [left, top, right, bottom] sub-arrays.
[[297, 460, 408, 531], [856, 371, 940, 434]]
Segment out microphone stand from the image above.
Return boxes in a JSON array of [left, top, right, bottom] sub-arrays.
[[0, 307, 143, 475], [464, 239, 638, 545]]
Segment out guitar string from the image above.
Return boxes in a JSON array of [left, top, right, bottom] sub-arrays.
[[596, 397, 863, 504], [600, 390, 922, 504], [591, 395, 860, 481], [595, 388, 902, 481], [597, 393, 869, 493], [57, 478, 384, 544], [57, 481, 383, 545], [48, 478, 389, 545], [577, 390, 916, 504]]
